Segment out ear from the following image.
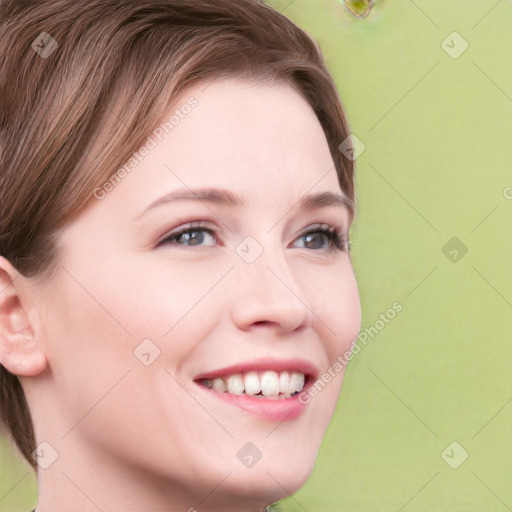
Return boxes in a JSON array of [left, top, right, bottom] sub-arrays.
[[0, 256, 47, 376]]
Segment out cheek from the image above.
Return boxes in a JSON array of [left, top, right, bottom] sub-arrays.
[[40, 264, 222, 473], [41, 272, 136, 412], [109, 254, 226, 336], [56, 253, 220, 338], [305, 260, 361, 360], [43, 256, 223, 414], [290, 259, 360, 425]]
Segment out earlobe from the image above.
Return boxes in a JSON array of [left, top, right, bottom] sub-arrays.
[[0, 256, 48, 376]]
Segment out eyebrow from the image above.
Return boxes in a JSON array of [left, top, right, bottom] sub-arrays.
[[133, 187, 352, 221]]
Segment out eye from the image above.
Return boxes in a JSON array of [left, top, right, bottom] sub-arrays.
[[293, 224, 349, 253], [157, 222, 218, 248], [156, 221, 349, 252]]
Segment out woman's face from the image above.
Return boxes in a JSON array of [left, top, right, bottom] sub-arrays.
[[30, 78, 361, 510]]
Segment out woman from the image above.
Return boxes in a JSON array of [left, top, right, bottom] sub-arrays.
[[0, 1, 361, 510]]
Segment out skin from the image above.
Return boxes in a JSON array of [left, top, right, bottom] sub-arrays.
[[0, 78, 361, 512]]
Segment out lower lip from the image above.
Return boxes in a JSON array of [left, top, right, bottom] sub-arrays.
[[196, 384, 309, 422]]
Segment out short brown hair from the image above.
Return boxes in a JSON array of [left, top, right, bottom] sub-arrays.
[[0, 0, 355, 470]]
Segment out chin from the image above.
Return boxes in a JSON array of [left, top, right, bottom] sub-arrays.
[[226, 449, 318, 503], [220, 466, 314, 509]]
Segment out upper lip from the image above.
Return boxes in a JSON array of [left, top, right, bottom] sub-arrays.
[[193, 358, 319, 382]]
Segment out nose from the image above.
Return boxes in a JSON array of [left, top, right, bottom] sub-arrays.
[[229, 245, 315, 334]]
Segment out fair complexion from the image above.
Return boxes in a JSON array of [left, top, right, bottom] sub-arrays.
[[0, 78, 361, 512]]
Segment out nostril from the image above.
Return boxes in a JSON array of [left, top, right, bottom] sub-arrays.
[[252, 320, 274, 327]]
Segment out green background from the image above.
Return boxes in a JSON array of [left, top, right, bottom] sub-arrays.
[[1, 1, 511, 510]]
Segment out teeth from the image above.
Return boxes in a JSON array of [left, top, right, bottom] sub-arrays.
[[226, 373, 244, 395], [200, 369, 306, 398], [260, 371, 280, 397], [279, 371, 289, 394], [289, 372, 305, 393], [212, 377, 226, 393], [243, 371, 261, 396]]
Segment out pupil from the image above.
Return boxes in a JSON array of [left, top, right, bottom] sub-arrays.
[[305, 233, 322, 249], [184, 230, 203, 246]]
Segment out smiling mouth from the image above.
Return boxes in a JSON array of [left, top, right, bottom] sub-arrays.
[[195, 369, 308, 399]]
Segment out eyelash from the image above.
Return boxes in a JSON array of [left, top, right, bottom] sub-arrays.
[[157, 222, 349, 253]]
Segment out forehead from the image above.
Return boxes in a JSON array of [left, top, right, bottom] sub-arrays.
[[91, 78, 343, 223]]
